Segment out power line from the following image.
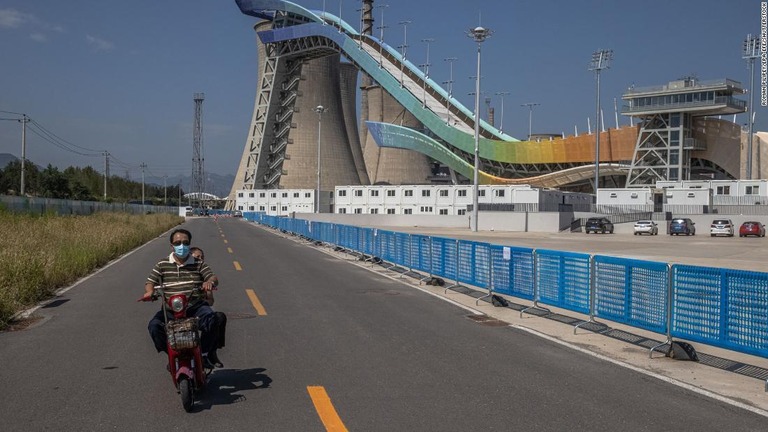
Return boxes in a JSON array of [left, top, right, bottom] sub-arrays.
[[25, 124, 101, 157], [29, 119, 103, 154]]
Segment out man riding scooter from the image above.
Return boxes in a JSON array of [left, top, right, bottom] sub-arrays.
[[144, 228, 223, 369]]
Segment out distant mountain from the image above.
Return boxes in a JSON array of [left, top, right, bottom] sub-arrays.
[[0, 153, 19, 169], [145, 172, 235, 199]]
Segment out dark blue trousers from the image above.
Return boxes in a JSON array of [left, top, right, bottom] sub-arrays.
[[148, 302, 218, 354]]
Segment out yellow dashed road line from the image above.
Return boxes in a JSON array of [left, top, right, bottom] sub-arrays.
[[245, 289, 267, 316], [307, 386, 348, 432]]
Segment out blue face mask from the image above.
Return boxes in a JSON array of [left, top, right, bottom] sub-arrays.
[[174, 244, 190, 258]]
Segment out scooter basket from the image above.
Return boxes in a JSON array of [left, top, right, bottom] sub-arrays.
[[166, 318, 200, 350]]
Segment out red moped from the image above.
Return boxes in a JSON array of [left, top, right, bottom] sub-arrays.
[[140, 282, 211, 412]]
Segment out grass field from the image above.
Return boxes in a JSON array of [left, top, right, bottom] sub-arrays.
[[0, 212, 183, 329]]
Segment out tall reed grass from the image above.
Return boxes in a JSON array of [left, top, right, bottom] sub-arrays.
[[0, 212, 183, 329]]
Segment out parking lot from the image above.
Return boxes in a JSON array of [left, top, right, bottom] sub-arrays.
[[373, 225, 768, 273]]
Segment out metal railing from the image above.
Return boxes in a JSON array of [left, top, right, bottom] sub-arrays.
[[0, 195, 178, 216]]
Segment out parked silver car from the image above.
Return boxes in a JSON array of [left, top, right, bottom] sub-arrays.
[[633, 220, 658, 235], [710, 219, 734, 237]]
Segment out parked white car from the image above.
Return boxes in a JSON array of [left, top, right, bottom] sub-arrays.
[[633, 220, 658, 235], [710, 219, 734, 237]]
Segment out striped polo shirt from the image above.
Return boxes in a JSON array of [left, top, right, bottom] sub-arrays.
[[146, 253, 216, 300]]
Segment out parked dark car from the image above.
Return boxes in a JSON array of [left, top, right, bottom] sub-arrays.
[[739, 221, 765, 237], [669, 218, 696, 236], [585, 217, 614, 234]]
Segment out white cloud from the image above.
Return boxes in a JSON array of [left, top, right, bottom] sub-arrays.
[[0, 8, 30, 29], [86, 34, 115, 52], [29, 32, 46, 42]]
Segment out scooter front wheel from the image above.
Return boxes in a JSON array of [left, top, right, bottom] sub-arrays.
[[179, 377, 194, 412]]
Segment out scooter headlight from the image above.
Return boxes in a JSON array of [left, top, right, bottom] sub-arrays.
[[171, 297, 185, 313]]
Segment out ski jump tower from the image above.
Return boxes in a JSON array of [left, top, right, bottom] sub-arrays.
[[227, 0, 432, 208]]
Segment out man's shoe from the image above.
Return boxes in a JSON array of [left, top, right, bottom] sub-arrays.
[[202, 355, 216, 370], [208, 350, 224, 368]]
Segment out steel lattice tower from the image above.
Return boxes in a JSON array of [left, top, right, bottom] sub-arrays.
[[192, 93, 205, 206]]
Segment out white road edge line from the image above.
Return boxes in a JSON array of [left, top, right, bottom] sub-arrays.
[[512, 324, 768, 419]]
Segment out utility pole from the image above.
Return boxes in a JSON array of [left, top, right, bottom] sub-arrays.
[[140, 163, 147, 211], [103, 151, 110, 200], [163, 174, 168, 205], [19, 114, 29, 196]]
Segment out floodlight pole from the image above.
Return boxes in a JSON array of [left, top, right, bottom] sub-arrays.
[[443, 57, 458, 100], [589, 49, 612, 193], [420, 38, 434, 107], [743, 34, 760, 179], [495, 92, 510, 133], [520, 102, 539, 140], [467, 25, 492, 232], [314, 105, 327, 213], [376, 4, 389, 68], [398, 20, 411, 88]]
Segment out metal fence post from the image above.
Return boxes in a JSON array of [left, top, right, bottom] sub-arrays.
[[444, 239, 461, 294], [521, 249, 551, 317], [476, 245, 493, 305], [420, 236, 433, 284], [574, 255, 601, 334], [650, 263, 674, 358]]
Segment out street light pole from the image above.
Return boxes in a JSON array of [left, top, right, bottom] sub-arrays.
[[467, 25, 492, 232], [520, 102, 539, 140], [314, 105, 327, 213], [743, 34, 760, 179], [589, 49, 613, 193]]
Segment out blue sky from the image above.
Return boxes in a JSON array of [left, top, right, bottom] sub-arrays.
[[0, 0, 765, 179]]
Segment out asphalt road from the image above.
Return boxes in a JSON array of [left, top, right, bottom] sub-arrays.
[[1, 217, 766, 431]]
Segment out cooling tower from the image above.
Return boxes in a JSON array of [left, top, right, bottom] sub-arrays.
[[279, 54, 361, 189], [229, 20, 362, 201], [362, 84, 432, 184], [339, 63, 370, 185]]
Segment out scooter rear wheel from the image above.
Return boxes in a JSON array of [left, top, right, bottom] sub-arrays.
[[179, 377, 194, 412]]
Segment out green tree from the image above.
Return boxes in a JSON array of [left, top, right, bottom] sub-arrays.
[[39, 164, 71, 198], [0, 160, 41, 196]]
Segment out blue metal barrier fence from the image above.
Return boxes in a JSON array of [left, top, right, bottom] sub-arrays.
[[243, 212, 768, 359]]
